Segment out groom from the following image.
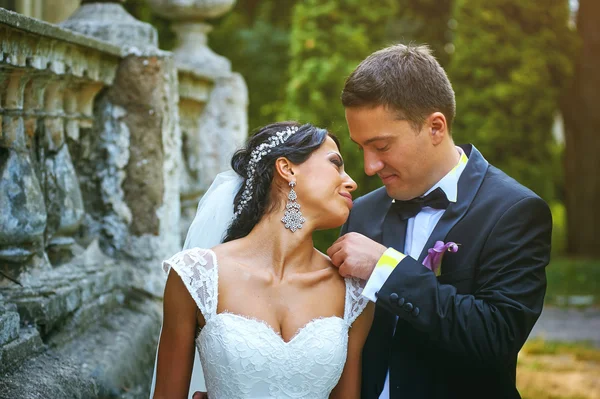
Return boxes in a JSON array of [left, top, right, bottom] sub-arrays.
[[327, 44, 552, 398]]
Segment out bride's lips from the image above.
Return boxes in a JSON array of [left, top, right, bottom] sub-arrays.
[[339, 192, 353, 209]]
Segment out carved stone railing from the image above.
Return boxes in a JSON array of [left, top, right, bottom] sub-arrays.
[[148, 0, 248, 235], [0, 4, 179, 398], [0, 1, 247, 396], [0, 8, 120, 272]]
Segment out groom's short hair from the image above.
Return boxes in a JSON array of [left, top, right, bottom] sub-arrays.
[[341, 44, 456, 133]]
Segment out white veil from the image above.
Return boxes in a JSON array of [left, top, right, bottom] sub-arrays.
[[183, 170, 243, 250], [149, 170, 243, 398]]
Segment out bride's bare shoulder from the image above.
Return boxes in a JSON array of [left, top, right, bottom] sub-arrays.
[[211, 240, 240, 258], [210, 239, 254, 276]]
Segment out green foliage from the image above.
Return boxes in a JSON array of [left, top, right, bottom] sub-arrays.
[[284, 0, 398, 251], [387, 0, 454, 67], [448, 0, 576, 201], [210, 1, 297, 131], [550, 201, 567, 255]]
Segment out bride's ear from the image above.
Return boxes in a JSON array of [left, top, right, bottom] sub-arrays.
[[274, 157, 295, 183]]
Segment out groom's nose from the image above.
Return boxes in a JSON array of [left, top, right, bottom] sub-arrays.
[[363, 151, 384, 176]]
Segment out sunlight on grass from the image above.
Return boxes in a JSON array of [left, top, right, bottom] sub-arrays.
[[518, 338, 600, 399]]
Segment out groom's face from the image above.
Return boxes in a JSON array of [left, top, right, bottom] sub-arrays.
[[346, 105, 435, 200]]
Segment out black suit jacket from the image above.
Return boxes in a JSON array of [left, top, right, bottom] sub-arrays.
[[342, 145, 552, 399]]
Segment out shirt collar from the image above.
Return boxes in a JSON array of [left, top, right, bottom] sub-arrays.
[[424, 146, 468, 203]]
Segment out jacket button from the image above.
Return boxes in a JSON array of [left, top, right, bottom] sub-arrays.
[[397, 297, 405, 306], [374, 291, 379, 298], [412, 307, 420, 317], [390, 293, 399, 302], [403, 302, 414, 312]]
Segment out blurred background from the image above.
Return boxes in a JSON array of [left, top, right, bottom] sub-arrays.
[[0, 0, 598, 398]]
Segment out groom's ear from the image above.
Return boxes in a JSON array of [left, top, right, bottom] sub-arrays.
[[274, 157, 295, 182], [429, 112, 448, 146]]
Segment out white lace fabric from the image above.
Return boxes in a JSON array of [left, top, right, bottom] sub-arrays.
[[163, 247, 369, 399]]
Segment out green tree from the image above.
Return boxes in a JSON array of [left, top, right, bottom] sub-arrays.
[[448, 0, 576, 201], [210, 1, 297, 131], [284, 0, 397, 250], [561, 0, 599, 258], [388, 0, 454, 67]]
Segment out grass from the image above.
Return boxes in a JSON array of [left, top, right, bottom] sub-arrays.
[[516, 202, 600, 398], [522, 338, 600, 363], [517, 338, 600, 399], [546, 202, 600, 307], [546, 257, 600, 307]]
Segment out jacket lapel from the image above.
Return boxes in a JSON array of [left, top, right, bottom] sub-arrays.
[[416, 144, 489, 264]]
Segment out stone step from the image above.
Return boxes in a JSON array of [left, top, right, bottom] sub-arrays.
[[0, 303, 19, 346], [5, 265, 128, 336], [0, 296, 161, 399], [0, 326, 44, 375]]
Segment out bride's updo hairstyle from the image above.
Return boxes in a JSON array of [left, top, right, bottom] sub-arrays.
[[223, 121, 339, 242]]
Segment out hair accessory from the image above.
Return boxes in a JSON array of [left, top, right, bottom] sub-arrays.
[[234, 126, 299, 218]]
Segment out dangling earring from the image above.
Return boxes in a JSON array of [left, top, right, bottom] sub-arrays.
[[282, 181, 305, 232]]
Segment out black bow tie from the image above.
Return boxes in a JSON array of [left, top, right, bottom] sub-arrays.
[[390, 187, 450, 220]]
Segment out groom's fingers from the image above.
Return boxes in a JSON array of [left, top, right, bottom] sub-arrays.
[[327, 241, 347, 267], [338, 261, 350, 277], [326, 235, 347, 261], [329, 247, 346, 268], [192, 392, 208, 399]]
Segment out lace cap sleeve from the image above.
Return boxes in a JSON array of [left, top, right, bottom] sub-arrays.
[[344, 277, 369, 326], [162, 247, 218, 321]]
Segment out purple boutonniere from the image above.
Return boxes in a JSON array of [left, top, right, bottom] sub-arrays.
[[422, 241, 459, 276]]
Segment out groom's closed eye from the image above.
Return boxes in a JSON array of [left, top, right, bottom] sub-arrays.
[[375, 144, 390, 152]]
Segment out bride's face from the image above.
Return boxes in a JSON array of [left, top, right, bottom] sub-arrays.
[[293, 137, 357, 230]]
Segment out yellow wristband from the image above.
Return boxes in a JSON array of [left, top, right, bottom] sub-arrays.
[[375, 248, 406, 272]]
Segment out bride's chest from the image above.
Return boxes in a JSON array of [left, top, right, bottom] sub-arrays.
[[196, 313, 350, 368]]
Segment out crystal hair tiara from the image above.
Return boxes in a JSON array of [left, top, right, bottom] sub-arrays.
[[234, 126, 300, 218]]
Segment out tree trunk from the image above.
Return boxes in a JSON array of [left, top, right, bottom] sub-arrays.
[[562, 0, 600, 258]]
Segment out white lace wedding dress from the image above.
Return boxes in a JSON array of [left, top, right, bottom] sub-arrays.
[[163, 247, 369, 399]]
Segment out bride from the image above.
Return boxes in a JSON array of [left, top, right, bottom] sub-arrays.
[[152, 122, 374, 399]]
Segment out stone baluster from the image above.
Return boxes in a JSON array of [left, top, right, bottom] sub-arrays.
[[147, 0, 248, 237], [0, 68, 47, 267], [38, 75, 86, 264], [0, 7, 121, 285], [61, 0, 182, 297]]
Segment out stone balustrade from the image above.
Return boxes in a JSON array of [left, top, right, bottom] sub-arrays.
[[0, 1, 247, 397]]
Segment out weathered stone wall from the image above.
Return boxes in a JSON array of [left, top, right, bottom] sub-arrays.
[[0, 1, 248, 397]]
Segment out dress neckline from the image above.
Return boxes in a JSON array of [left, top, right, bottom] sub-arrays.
[[200, 247, 349, 343]]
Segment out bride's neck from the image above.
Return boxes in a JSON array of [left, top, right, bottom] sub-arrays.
[[242, 212, 317, 278]]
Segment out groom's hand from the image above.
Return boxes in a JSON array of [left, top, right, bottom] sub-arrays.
[[192, 392, 208, 399], [327, 232, 387, 280]]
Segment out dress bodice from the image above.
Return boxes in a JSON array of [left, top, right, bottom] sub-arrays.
[[163, 247, 369, 399]]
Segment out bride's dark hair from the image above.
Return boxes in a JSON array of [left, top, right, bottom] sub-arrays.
[[223, 121, 340, 242]]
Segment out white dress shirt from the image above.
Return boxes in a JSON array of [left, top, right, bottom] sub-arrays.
[[361, 147, 468, 399]]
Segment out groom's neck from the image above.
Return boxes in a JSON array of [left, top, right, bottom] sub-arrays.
[[421, 140, 461, 194]]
